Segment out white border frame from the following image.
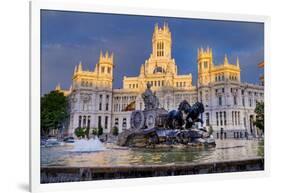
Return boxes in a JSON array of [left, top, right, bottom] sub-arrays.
[[30, 0, 271, 192]]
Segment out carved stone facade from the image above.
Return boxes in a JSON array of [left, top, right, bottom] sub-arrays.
[[56, 23, 264, 139]]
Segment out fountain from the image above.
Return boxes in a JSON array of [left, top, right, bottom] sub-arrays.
[[71, 137, 106, 152], [117, 82, 216, 147]]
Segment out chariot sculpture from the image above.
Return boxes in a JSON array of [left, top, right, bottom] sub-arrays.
[[118, 83, 215, 147]]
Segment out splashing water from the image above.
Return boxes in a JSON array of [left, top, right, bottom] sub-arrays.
[[71, 138, 106, 152]]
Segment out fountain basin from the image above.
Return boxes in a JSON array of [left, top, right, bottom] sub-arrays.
[[70, 138, 106, 152]]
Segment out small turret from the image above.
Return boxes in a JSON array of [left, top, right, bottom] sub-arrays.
[[197, 47, 213, 86]]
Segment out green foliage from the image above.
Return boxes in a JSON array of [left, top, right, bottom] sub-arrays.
[[92, 128, 98, 136], [254, 101, 264, 132], [41, 90, 68, 136], [112, 126, 119, 136], [74, 127, 86, 138], [98, 127, 103, 136]]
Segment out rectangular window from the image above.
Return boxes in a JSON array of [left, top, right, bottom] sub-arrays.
[[78, 116, 82, 128], [234, 96, 237, 105], [105, 116, 108, 129], [220, 112, 223, 125], [115, 118, 119, 126], [238, 112, 240, 125], [216, 112, 219, 126], [106, 95, 109, 111], [224, 112, 227, 125], [87, 116, 91, 129], [204, 61, 208, 68], [107, 67, 111, 73], [101, 67, 105, 73], [249, 98, 252, 107], [122, 118, 127, 129], [99, 95, 103, 111], [98, 116, 102, 128], [218, 96, 222, 106], [242, 97, 245, 106]]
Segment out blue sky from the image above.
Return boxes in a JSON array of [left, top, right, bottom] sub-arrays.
[[41, 10, 264, 94]]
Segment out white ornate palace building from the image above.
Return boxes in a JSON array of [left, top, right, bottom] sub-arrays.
[[56, 23, 264, 139]]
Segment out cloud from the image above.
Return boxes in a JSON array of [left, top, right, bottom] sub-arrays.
[[41, 10, 264, 94]]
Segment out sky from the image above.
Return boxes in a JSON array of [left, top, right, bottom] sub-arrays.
[[41, 10, 264, 95]]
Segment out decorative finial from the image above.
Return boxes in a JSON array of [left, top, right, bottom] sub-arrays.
[[100, 50, 103, 59], [236, 56, 240, 67], [224, 54, 229, 65], [164, 21, 169, 31], [154, 23, 159, 31], [77, 61, 83, 72], [55, 83, 61, 91]]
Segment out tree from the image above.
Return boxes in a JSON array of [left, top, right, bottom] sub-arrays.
[[74, 127, 86, 138], [254, 101, 264, 132], [41, 90, 68, 137], [112, 126, 119, 136], [92, 128, 98, 136]]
